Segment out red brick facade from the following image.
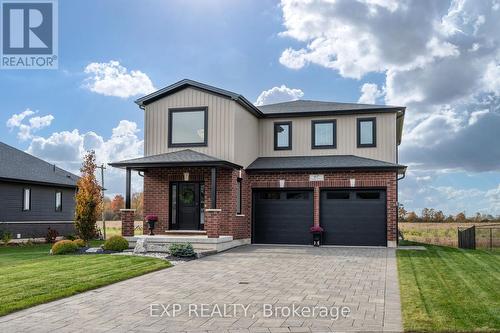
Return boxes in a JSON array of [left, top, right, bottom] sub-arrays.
[[138, 167, 398, 244], [120, 209, 136, 237]]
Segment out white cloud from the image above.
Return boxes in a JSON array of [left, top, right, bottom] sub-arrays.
[[278, 0, 500, 172], [27, 120, 144, 195], [468, 109, 489, 125], [6, 109, 34, 128], [255, 85, 304, 106], [83, 60, 156, 98], [6, 109, 54, 140], [358, 83, 384, 104]]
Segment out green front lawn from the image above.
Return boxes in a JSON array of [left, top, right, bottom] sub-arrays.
[[0, 242, 171, 316], [398, 243, 500, 332]]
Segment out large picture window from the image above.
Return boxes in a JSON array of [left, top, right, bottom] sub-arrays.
[[357, 117, 376, 147], [312, 120, 336, 149], [274, 122, 292, 150], [168, 107, 208, 147]]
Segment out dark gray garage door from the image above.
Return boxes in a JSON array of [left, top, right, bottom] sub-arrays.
[[253, 189, 313, 245], [320, 190, 386, 246]]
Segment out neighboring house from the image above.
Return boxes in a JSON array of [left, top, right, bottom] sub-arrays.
[[110, 79, 406, 247], [0, 142, 78, 238]]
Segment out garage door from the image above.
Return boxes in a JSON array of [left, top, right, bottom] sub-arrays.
[[253, 189, 313, 245], [320, 190, 386, 246]]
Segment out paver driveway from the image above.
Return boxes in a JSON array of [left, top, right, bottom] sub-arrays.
[[0, 245, 402, 332]]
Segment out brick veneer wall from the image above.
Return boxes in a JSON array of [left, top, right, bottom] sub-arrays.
[[245, 170, 398, 242], [120, 209, 136, 237], [143, 167, 251, 239], [141, 167, 397, 243]]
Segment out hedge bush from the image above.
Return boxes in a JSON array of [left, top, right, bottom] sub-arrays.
[[51, 240, 79, 255], [73, 239, 86, 247], [103, 235, 129, 252], [169, 243, 195, 257]]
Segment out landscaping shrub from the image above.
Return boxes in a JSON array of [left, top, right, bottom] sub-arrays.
[[73, 239, 86, 247], [51, 240, 79, 255], [1, 230, 12, 246], [169, 243, 195, 257], [103, 235, 129, 252], [65, 234, 76, 241], [45, 227, 59, 243]]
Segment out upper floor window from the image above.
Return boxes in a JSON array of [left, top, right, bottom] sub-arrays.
[[274, 122, 292, 150], [357, 117, 376, 147], [168, 107, 208, 147], [312, 120, 336, 149], [23, 188, 31, 211], [55, 191, 62, 212]]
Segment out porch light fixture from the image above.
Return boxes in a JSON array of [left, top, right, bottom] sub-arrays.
[[350, 178, 356, 187], [279, 179, 285, 188], [184, 172, 189, 181]]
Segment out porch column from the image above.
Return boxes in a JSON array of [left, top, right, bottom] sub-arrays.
[[120, 209, 136, 237], [210, 167, 217, 209], [125, 167, 131, 209]]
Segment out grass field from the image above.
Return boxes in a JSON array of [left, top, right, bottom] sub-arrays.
[[399, 222, 500, 248], [96, 220, 143, 237], [398, 243, 500, 332], [0, 241, 171, 316]]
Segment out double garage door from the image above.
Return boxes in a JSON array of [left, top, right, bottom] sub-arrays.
[[253, 189, 386, 246]]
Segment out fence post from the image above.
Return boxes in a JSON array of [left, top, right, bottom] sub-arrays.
[[490, 228, 493, 251]]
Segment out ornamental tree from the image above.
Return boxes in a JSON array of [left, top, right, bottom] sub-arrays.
[[74, 151, 102, 242]]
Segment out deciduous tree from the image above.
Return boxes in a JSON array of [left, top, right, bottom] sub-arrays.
[[74, 151, 102, 242]]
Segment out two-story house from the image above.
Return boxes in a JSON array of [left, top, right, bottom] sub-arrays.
[[110, 79, 406, 247]]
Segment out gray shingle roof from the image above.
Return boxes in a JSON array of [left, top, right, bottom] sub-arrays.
[[246, 155, 406, 171], [135, 79, 262, 117], [257, 100, 403, 116], [109, 149, 242, 169], [0, 142, 79, 187]]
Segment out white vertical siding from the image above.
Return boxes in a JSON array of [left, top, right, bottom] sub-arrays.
[[258, 113, 396, 163], [144, 87, 235, 162], [234, 103, 259, 168]]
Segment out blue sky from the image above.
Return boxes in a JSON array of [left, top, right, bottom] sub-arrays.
[[1, 0, 500, 216]]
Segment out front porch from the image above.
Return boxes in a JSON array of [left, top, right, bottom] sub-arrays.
[[124, 234, 250, 253], [109, 150, 251, 243]]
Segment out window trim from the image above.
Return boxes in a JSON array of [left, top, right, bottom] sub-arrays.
[[311, 119, 337, 149], [236, 178, 242, 215], [22, 188, 31, 211], [168, 107, 208, 148], [357, 117, 377, 148], [55, 191, 62, 212], [273, 121, 292, 150]]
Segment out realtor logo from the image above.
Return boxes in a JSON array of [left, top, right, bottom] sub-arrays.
[[1, 0, 58, 69]]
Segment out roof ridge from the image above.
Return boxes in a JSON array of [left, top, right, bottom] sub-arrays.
[[0, 141, 79, 178]]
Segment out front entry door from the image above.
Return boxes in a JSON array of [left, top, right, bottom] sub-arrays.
[[177, 182, 200, 230]]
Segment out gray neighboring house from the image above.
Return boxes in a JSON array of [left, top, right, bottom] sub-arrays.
[[0, 142, 79, 239]]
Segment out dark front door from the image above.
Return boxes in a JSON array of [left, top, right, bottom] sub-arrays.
[[320, 190, 386, 246], [176, 182, 200, 230], [253, 189, 313, 245]]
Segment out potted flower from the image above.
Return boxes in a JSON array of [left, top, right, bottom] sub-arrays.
[[310, 225, 324, 247], [145, 214, 158, 236]]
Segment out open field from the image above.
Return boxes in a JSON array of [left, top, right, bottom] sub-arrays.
[[397, 243, 500, 332], [0, 241, 171, 316], [399, 222, 500, 248], [96, 220, 143, 237]]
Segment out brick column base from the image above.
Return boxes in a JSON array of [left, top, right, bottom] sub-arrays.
[[120, 209, 136, 237], [205, 209, 221, 238], [313, 187, 320, 227]]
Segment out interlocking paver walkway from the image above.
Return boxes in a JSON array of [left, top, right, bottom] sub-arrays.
[[0, 245, 402, 332]]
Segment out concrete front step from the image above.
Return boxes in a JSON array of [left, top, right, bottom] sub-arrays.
[[125, 235, 250, 253], [164, 230, 207, 236]]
